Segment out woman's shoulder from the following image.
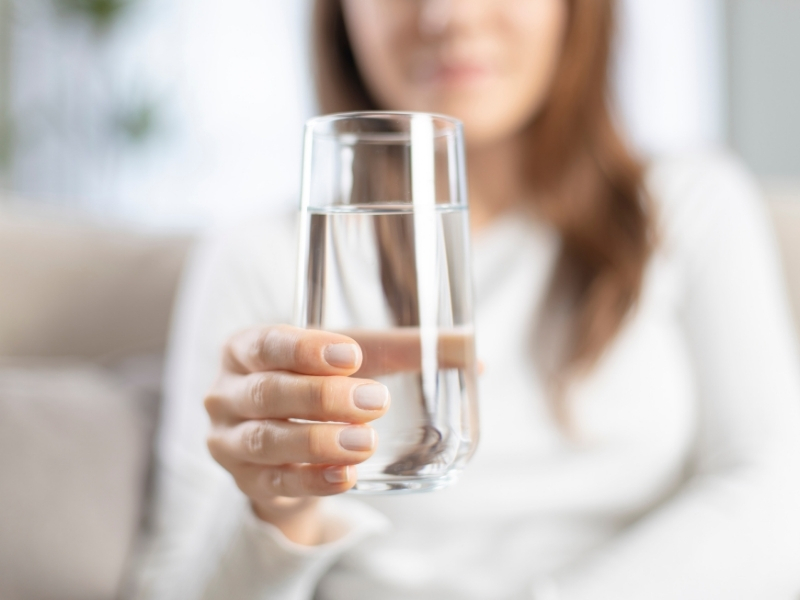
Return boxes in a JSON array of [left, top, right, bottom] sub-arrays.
[[644, 149, 769, 256], [646, 149, 761, 216]]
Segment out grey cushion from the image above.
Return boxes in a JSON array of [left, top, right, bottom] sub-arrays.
[[0, 207, 191, 359], [0, 203, 189, 599], [0, 361, 158, 600]]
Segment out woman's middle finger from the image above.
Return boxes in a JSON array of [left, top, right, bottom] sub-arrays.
[[206, 371, 390, 424]]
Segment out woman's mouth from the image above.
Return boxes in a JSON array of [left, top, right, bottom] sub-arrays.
[[415, 60, 496, 88]]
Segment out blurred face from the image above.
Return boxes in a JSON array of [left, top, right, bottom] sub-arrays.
[[341, 0, 569, 147]]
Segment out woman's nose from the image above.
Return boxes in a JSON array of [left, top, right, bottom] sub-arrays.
[[419, 0, 485, 37], [419, 0, 452, 36]]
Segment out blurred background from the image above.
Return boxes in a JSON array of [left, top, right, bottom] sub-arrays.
[[0, 0, 797, 228], [0, 3, 799, 600]]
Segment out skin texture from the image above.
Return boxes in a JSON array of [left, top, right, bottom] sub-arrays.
[[206, 0, 568, 545]]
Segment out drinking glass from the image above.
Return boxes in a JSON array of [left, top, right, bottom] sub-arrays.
[[295, 112, 479, 493]]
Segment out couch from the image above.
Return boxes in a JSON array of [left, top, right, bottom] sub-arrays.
[[0, 203, 191, 600], [0, 191, 798, 600]]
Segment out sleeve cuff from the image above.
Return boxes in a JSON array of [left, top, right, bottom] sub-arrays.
[[241, 495, 392, 561], [199, 494, 391, 600]]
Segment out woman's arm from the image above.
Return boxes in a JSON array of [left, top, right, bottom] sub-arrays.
[[130, 217, 388, 600], [547, 154, 800, 600]]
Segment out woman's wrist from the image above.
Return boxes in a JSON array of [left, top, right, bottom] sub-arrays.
[[252, 497, 323, 546]]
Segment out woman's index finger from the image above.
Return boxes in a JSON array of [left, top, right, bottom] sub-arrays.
[[223, 325, 363, 375]]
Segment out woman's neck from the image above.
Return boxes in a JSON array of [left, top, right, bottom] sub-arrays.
[[466, 136, 528, 231]]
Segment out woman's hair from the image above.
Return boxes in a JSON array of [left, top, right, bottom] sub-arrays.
[[312, 0, 654, 415]]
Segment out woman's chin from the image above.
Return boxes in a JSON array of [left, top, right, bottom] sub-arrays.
[[416, 98, 533, 148], [381, 91, 533, 147], [457, 114, 528, 149]]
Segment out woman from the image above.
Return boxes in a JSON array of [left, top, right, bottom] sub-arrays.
[[137, 1, 800, 598]]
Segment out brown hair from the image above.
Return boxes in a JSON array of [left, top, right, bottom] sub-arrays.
[[312, 0, 654, 413]]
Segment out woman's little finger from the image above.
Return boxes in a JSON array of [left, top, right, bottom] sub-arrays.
[[234, 463, 357, 499]]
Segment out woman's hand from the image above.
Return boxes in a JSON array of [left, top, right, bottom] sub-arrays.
[[204, 325, 390, 545]]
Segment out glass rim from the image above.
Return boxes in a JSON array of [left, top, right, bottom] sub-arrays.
[[304, 202, 467, 212], [300, 110, 468, 210], [305, 110, 463, 140]]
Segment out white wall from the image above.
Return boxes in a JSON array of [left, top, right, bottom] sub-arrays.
[[5, 0, 727, 227], [614, 0, 726, 157], [8, 0, 312, 227], [726, 0, 800, 179]]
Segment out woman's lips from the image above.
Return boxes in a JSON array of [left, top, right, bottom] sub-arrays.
[[416, 62, 496, 87]]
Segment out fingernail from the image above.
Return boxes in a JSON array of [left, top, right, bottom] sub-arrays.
[[324, 343, 359, 369], [338, 427, 375, 452], [353, 383, 389, 411], [323, 466, 351, 484]]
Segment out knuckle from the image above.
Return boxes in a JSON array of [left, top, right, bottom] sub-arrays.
[[244, 422, 271, 457], [203, 374, 225, 410], [249, 328, 275, 367], [266, 467, 286, 496], [249, 374, 269, 412], [206, 431, 224, 461], [203, 392, 219, 417]]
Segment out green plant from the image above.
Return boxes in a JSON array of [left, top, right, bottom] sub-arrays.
[[113, 99, 159, 144], [53, 0, 137, 32]]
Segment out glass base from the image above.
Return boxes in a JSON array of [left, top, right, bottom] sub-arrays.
[[348, 473, 459, 495]]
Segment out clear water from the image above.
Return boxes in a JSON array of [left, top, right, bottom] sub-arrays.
[[299, 205, 479, 492]]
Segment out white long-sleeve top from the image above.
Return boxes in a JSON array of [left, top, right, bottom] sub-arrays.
[[134, 152, 800, 600]]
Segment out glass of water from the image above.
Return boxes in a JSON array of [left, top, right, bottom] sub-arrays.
[[295, 111, 479, 494]]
